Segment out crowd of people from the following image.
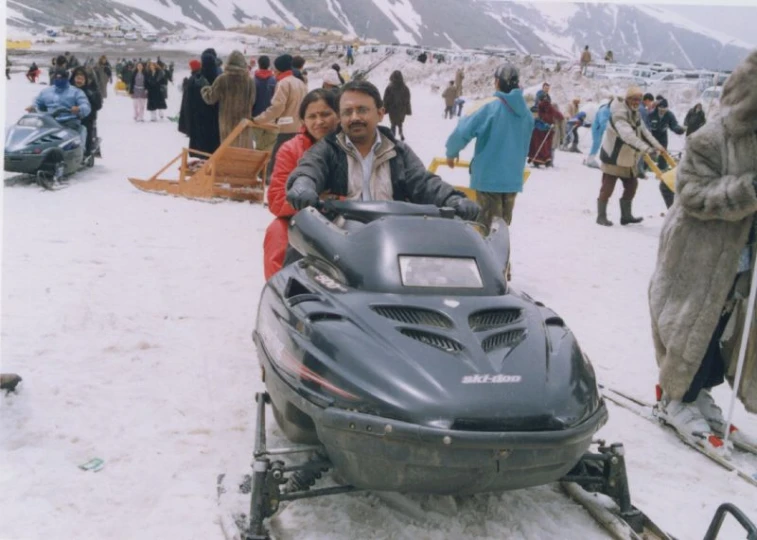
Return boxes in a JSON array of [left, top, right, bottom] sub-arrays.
[[7, 43, 756, 453]]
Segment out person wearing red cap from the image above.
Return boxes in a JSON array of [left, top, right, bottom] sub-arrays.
[[178, 58, 221, 156]]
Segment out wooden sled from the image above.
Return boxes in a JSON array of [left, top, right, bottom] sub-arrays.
[[643, 152, 678, 193], [427, 157, 531, 202], [128, 119, 277, 202]]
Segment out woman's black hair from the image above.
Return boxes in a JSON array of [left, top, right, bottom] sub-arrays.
[[298, 88, 339, 120]]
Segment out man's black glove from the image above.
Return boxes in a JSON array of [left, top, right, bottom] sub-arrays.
[[287, 177, 319, 210], [445, 195, 481, 221]]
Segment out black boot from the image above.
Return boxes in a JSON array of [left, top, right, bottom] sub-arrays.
[[596, 199, 613, 226], [619, 199, 643, 225]]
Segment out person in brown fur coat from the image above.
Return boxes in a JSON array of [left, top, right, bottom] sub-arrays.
[[201, 50, 256, 148], [649, 49, 757, 448]]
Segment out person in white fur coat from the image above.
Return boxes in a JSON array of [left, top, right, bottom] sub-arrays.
[[649, 49, 757, 447]]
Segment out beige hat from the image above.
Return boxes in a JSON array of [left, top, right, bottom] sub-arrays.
[[625, 86, 643, 99]]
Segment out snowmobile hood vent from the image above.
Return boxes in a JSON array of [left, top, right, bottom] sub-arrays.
[[469, 309, 522, 331], [371, 306, 453, 328], [33, 134, 63, 144], [481, 329, 525, 352], [399, 328, 463, 352]]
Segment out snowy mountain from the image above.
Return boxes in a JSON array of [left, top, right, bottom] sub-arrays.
[[6, 0, 755, 70]]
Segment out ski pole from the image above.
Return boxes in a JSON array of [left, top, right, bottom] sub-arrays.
[[527, 125, 554, 164], [723, 240, 757, 449]]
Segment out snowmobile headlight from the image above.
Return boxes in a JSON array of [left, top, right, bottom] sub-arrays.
[[398, 256, 483, 289], [17, 148, 43, 155]]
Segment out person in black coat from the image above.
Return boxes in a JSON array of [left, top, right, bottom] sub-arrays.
[[144, 61, 167, 121], [649, 98, 685, 209], [683, 103, 706, 136], [178, 59, 221, 157], [70, 66, 102, 158], [201, 49, 221, 83]]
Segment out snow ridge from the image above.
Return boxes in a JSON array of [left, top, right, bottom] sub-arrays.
[[325, 0, 357, 36], [371, 0, 423, 44]]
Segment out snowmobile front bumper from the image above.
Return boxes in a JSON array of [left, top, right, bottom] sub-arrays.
[[4, 151, 47, 174], [314, 403, 608, 495]]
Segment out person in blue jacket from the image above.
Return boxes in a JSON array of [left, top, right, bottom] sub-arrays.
[[562, 111, 587, 152], [585, 100, 611, 168], [26, 68, 91, 150], [445, 63, 534, 229]]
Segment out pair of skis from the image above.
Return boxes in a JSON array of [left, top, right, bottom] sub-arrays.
[[600, 385, 757, 488]]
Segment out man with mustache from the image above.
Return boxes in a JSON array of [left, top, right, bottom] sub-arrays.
[[286, 80, 480, 221]]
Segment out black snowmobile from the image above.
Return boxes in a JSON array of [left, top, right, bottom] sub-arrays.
[[4, 108, 101, 190], [242, 200, 756, 540]]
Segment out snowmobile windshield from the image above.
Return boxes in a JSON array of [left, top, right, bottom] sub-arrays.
[[289, 201, 509, 295], [17, 117, 45, 128]]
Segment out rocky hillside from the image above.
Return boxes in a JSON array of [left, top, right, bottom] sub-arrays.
[[6, 0, 754, 69]]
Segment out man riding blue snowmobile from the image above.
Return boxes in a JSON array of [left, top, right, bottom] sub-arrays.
[[26, 68, 91, 152], [5, 67, 97, 189]]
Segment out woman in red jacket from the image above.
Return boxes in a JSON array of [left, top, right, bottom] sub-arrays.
[[264, 89, 340, 279]]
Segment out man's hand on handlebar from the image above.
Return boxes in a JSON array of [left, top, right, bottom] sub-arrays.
[[447, 156, 458, 169], [71, 106, 80, 115], [287, 177, 320, 211], [25, 106, 36, 113], [445, 194, 481, 222]]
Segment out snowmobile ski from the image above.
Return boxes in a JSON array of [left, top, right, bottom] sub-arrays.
[[604, 386, 757, 456], [561, 481, 672, 540], [600, 386, 757, 488]]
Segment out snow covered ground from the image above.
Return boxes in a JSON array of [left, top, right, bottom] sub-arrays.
[[2, 51, 757, 540]]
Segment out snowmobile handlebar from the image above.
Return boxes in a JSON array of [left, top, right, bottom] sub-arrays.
[[314, 199, 457, 223]]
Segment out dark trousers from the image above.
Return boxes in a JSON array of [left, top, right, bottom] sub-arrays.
[[599, 173, 638, 202], [82, 119, 96, 156], [682, 311, 729, 403], [657, 154, 675, 208], [444, 105, 454, 119], [659, 182, 675, 209], [265, 132, 298, 182], [390, 123, 404, 140]]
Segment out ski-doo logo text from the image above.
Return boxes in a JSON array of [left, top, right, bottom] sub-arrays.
[[462, 374, 522, 384]]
